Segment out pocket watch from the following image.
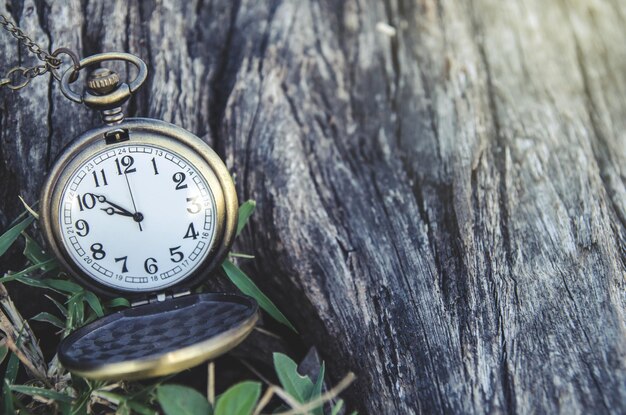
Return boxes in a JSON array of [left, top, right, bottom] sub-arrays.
[[2, 44, 258, 379]]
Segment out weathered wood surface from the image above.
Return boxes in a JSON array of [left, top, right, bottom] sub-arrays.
[[1, 0, 625, 413]]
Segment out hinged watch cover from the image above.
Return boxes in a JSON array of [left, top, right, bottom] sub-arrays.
[[58, 293, 258, 380]]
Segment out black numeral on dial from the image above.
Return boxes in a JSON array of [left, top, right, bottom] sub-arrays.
[[75, 220, 89, 237], [90, 243, 106, 260], [92, 169, 108, 187], [151, 157, 159, 175], [144, 257, 158, 274], [173, 172, 188, 190], [186, 196, 201, 214], [169, 246, 184, 263], [115, 156, 136, 175], [77, 193, 97, 211], [183, 223, 199, 240], [115, 256, 129, 273]]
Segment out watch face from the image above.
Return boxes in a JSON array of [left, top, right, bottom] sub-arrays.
[[57, 143, 218, 291]]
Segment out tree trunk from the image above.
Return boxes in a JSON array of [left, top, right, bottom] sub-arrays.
[[1, 0, 625, 413]]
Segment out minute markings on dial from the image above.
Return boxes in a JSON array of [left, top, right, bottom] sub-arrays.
[[60, 144, 217, 291]]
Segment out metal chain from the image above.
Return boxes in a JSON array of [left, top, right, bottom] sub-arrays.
[[0, 13, 78, 91]]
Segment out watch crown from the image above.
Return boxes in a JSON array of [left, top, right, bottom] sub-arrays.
[[87, 68, 120, 95]]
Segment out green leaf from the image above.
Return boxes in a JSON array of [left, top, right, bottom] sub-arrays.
[[0, 259, 58, 284], [5, 350, 20, 384], [330, 400, 344, 415], [106, 297, 130, 308], [3, 379, 15, 415], [70, 390, 91, 415], [83, 291, 104, 317], [44, 278, 83, 294], [46, 294, 69, 317], [236, 200, 256, 236], [273, 353, 313, 403], [97, 391, 157, 415], [157, 384, 211, 415], [222, 260, 296, 332], [116, 403, 131, 415], [214, 381, 261, 415], [2, 350, 20, 413], [10, 385, 74, 403], [67, 293, 85, 331], [31, 312, 65, 329], [22, 232, 58, 271], [127, 400, 159, 415], [69, 374, 89, 395], [0, 343, 7, 364], [0, 215, 33, 257], [2, 274, 81, 295], [309, 362, 326, 415]]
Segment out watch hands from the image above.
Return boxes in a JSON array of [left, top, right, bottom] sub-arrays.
[[122, 174, 143, 231], [94, 195, 134, 216], [101, 207, 134, 217], [93, 194, 144, 224]]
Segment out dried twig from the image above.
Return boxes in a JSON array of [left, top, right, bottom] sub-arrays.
[[252, 384, 302, 415], [207, 361, 215, 406], [0, 283, 49, 383], [271, 372, 355, 415]]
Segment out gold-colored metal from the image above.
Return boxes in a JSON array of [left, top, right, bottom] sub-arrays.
[[64, 308, 259, 381], [40, 118, 239, 295], [87, 68, 120, 94], [60, 52, 148, 110], [86, 67, 126, 124], [0, 14, 80, 89]]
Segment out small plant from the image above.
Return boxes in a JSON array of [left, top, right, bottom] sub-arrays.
[[0, 200, 355, 414]]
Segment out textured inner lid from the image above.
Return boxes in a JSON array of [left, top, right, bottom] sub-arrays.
[[58, 293, 257, 370]]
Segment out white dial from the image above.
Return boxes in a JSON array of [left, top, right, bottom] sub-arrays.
[[58, 144, 217, 291]]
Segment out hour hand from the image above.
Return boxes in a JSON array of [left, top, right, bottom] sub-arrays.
[[94, 194, 135, 217], [101, 207, 134, 217]]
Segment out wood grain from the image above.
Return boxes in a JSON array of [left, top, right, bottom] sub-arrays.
[[0, 0, 624, 413]]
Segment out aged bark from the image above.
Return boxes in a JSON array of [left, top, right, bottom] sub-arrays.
[[1, 0, 625, 413]]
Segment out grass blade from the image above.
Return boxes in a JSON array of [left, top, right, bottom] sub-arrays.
[[10, 385, 74, 403], [0, 215, 33, 257], [83, 291, 104, 317], [106, 297, 130, 308], [31, 312, 65, 329], [0, 343, 7, 364], [22, 232, 58, 272], [222, 260, 296, 332], [236, 200, 256, 236], [309, 362, 326, 415]]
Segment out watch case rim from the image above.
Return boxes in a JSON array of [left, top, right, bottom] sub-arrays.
[[39, 118, 239, 298]]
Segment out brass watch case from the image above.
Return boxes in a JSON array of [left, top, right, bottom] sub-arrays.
[[40, 118, 257, 381], [40, 117, 238, 296], [36, 52, 258, 381]]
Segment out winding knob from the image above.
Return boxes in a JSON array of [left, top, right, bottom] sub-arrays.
[[87, 68, 120, 95]]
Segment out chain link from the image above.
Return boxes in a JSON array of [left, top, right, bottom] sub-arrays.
[[0, 13, 76, 91]]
